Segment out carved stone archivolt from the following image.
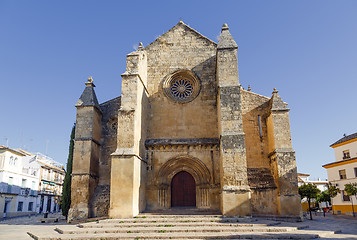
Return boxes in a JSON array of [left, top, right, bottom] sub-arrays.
[[156, 155, 211, 186], [155, 155, 212, 208]]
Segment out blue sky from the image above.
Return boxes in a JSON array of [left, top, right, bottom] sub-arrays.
[[0, 1, 356, 179]]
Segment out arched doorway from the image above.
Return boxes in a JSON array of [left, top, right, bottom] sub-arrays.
[[171, 171, 196, 207]]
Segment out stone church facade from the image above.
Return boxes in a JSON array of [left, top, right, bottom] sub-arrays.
[[69, 22, 302, 220]]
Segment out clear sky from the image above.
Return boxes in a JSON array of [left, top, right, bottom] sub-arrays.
[[0, 1, 356, 179]]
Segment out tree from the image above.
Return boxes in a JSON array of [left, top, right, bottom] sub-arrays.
[[61, 124, 75, 218], [344, 183, 357, 217], [316, 190, 330, 217], [326, 184, 340, 215], [299, 183, 321, 220]]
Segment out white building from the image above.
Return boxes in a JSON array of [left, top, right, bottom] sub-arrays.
[[0, 146, 65, 218], [0, 146, 40, 218], [16, 150, 65, 214], [323, 132, 357, 215], [297, 173, 328, 192], [297, 173, 329, 211]]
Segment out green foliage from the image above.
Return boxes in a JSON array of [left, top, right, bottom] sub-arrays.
[[316, 191, 331, 204], [61, 124, 75, 218], [326, 184, 340, 215], [344, 183, 357, 197], [344, 183, 357, 217], [298, 184, 321, 220], [298, 183, 321, 200], [327, 185, 340, 198]]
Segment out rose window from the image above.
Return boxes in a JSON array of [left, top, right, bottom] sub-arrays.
[[163, 69, 200, 103], [170, 79, 194, 100]]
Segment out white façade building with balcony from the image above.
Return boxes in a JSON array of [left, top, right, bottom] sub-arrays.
[[323, 132, 357, 215], [0, 146, 65, 218], [0, 146, 40, 218], [36, 153, 65, 214], [16, 149, 65, 215]]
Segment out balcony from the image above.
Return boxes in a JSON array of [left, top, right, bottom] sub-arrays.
[[40, 190, 55, 195], [54, 178, 63, 184], [42, 178, 62, 186], [20, 188, 30, 196], [0, 182, 21, 195], [42, 176, 54, 182], [343, 151, 351, 160], [29, 190, 38, 196]]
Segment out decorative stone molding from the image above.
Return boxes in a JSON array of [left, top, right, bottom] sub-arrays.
[[145, 138, 219, 151], [162, 69, 201, 103], [158, 185, 169, 208], [156, 155, 211, 186]]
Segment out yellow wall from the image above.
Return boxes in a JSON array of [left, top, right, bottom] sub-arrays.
[[301, 202, 309, 212], [333, 204, 357, 214]]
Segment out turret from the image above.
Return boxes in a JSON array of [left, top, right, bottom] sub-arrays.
[[68, 76, 102, 220]]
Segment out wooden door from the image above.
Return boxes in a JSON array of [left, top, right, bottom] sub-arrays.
[[171, 171, 196, 207]]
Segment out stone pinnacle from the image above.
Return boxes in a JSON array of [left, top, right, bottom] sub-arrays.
[[138, 42, 143, 50], [85, 76, 95, 87], [222, 23, 229, 31]]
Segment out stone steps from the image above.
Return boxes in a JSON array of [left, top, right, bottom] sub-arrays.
[[27, 214, 339, 240], [113, 214, 228, 218], [28, 231, 330, 239], [86, 216, 260, 223], [142, 209, 221, 215], [56, 226, 301, 234], [77, 221, 280, 228]]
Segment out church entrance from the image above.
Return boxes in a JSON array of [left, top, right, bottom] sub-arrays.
[[171, 171, 196, 207]]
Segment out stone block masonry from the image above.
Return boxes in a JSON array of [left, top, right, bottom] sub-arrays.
[[69, 21, 302, 221]]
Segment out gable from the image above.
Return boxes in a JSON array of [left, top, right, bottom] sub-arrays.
[[145, 21, 217, 51], [144, 22, 218, 140], [144, 22, 218, 95]]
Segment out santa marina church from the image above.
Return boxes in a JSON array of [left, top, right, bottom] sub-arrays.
[[69, 22, 302, 220]]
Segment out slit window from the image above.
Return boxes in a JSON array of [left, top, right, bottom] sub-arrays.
[[258, 115, 262, 138]]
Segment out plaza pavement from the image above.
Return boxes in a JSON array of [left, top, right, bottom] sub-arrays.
[[0, 212, 356, 239]]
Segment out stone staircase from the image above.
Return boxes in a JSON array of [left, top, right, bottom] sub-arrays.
[[28, 213, 340, 239]]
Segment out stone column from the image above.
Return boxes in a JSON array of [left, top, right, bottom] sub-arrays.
[[69, 77, 102, 220], [266, 89, 302, 219], [109, 43, 148, 218], [216, 24, 251, 217]]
